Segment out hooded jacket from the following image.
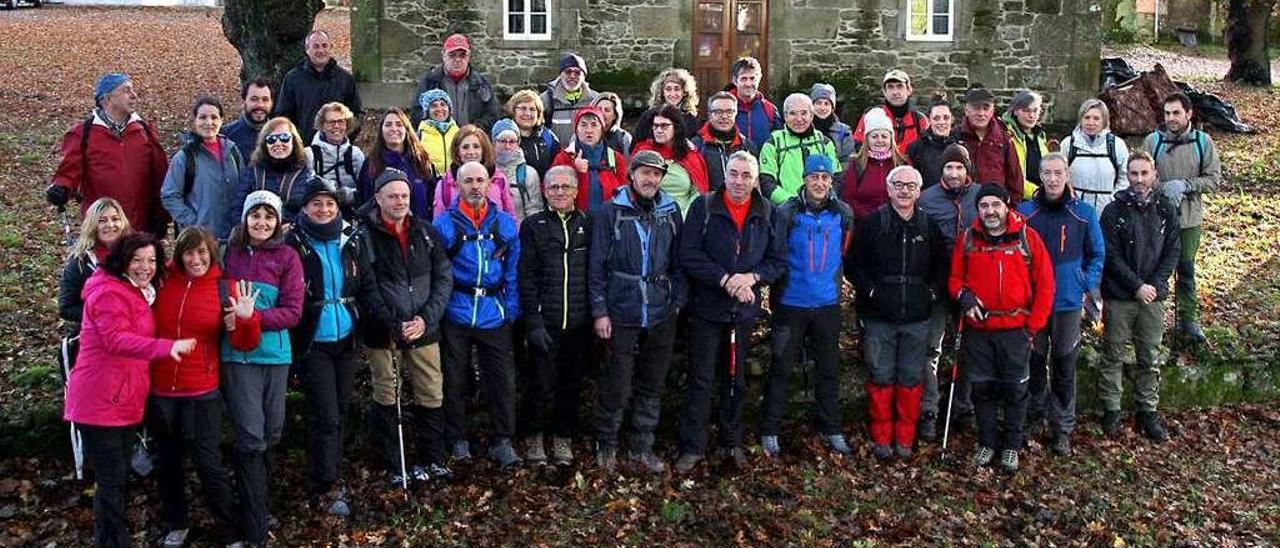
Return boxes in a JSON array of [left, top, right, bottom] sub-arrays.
[[65, 270, 175, 427], [692, 122, 760, 192], [417, 118, 458, 176], [957, 117, 1025, 205], [151, 262, 260, 398], [849, 205, 949, 323], [355, 206, 453, 348], [759, 127, 842, 205], [435, 200, 522, 329], [162, 135, 244, 238], [679, 190, 788, 323], [275, 57, 363, 141], [1017, 188, 1106, 312], [519, 208, 592, 332], [309, 132, 366, 201], [1061, 127, 1130, 213], [1099, 188, 1181, 301], [947, 210, 1055, 333], [221, 232, 304, 365], [286, 220, 361, 356], [52, 111, 170, 235], [774, 191, 853, 308], [497, 146, 544, 224], [918, 180, 980, 248], [541, 79, 600, 147], [1142, 125, 1223, 228], [589, 186, 687, 328]]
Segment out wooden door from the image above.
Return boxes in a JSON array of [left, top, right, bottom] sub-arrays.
[[692, 0, 769, 99]]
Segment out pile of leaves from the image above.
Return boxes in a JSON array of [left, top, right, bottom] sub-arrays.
[[0, 7, 1277, 545]]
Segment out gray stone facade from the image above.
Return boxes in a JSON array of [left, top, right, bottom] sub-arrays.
[[353, 0, 1102, 122]]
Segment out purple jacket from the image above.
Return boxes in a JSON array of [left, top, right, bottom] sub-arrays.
[[221, 236, 305, 365], [64, 271, 174, 427]]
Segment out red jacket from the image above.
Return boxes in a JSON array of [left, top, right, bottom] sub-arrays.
[[854, 104, 930, 155], [631, 139, 711, 194], [150, 262, 260, 398], [551, 146, 629, 211], [947, 211, 1055, 333], [64, 271, 173, 427], [52, 112, 170, 234], [840, 156, 899, 220], [956, 118, 1025, 205]]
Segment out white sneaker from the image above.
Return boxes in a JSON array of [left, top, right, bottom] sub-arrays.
[[161, 528, 189, 548]]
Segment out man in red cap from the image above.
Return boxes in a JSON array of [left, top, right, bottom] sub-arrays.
[[412, 33, 501, 132]]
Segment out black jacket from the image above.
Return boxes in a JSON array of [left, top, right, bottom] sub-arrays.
[[275, 58, 363, 142], [1100, 188, 1180, 301], [58, 251, 97, 328], [679, 190, 788, 323], [412, 66, 501, 131], [354, 207, 453, 348], [285, 221, 362, 357], [847, 204, 949, 323], [520, 129, 560, 177], [518, 209, 592, 332], [691, 124, 759, 193], [906, 131, 960, 189]]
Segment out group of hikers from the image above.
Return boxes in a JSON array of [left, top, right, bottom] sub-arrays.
[[51, 29, 1222, 548]]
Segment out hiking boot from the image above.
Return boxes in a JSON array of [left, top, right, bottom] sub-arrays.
[[720, 447, 748, 469], [1100, 410, 1122, 436], [1137, 411, 1170, 443], [872, 443, 893, 461], [488, 438, 523, 469], [1179, 321, 1207, 345], [999, 449, 1019, 472], [425, 462, 453, 483], [324, 487, 351, 518], [973, 446, 995, 467], [409, 464, 431, 483], [760, 435, 781, 458], [525, 433, 547, 465], [451, 440, 473, 461], [628, 450, 666, 474], [551, 437, 574, 466], [161, 528, 189, 548], [893, 443, 913, 459], [1050, 432, 1072, 456], [824, 434, 852, 456], [596, 444, 617, 472], [917, 412, 938, 442], [674, 453, 702, 474]]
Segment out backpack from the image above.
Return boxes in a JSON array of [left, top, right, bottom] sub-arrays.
[[79, 115, 162, 189], [445, 213, 508, 260], [310, 143, 355, 187], [961, 226, 1032, 268], [183, 138, 241, 198], [1067, 132, 1120, 178], [1152, 129, 1208, 174]]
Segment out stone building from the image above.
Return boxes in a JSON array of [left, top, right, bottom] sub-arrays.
[[352, 0, 1103, 122]]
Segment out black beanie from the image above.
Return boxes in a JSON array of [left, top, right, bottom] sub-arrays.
[[975, 183, 1009, 205]]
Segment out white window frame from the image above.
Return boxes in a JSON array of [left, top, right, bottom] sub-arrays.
[[503, 0, 553, 41], [905, 0, 954, 42]]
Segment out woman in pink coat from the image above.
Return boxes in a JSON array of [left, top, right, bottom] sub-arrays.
[[432, 124, 516, 218], [63, 233, 195, 547]]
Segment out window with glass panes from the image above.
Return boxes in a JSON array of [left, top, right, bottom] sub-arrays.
[[505, 0, 551, 40], [906, 0, 953, 41]]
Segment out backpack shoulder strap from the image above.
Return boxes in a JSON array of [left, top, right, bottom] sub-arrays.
[[1106, 133, 1118, 171], [182, 140, 200, 197], [218, 278, 232, 308], [1193, 130, 1207, 173], [79, 116, 94, 183]]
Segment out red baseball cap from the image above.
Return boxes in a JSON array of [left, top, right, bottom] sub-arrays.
[[444, 33, 471, 53]]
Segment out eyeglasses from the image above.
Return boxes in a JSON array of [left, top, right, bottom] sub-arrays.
[[496, 138, 520, 145], [546, 183, 577, 192], [514, 106, 539, 114], [890, 181, 921, 190], [264, 133, 292, 145], [709, 109, 735, 118], [322, 118, 346, 126], [651, 122, 674, 130]]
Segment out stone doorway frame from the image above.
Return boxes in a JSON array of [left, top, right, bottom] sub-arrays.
[[691, 0, 770, 98]]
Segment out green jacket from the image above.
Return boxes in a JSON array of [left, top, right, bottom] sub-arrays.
[[759, 128, 842, 205], [1143, 127, 1222, 228]]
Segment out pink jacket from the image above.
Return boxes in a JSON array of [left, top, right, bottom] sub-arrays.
[[64, 270, 174, 427], [432, 168, 516, 219]]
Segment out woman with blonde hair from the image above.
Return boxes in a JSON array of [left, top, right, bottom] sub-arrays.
[[233, 116, 313, 223], [841, 108, 910, 220], [59, 197, 133, 332], [309, 101, 365, 209], [504, 89, 560, 176], [1059, 98, 1129, 212], [642, 68, 699, 136]]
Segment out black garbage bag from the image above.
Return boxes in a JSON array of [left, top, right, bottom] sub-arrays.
[[1101, 57, 1140, 91], [1177, 81, 1256, 133]]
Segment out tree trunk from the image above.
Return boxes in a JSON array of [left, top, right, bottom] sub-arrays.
[[222, 0, 326, 87], [1225, 0, 1276, 86]]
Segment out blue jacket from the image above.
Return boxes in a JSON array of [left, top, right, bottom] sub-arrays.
[[222, 114, 262, 166], [679, 191, 788, 323], [730, 87, 782, 150], [1017, 188, 1105, 312], [434, 202, 521, 329], [774, 192, 853, 308], [589, 187, 687, 328]]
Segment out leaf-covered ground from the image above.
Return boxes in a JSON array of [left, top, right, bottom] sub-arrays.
[[0, 7, 1277, 545]]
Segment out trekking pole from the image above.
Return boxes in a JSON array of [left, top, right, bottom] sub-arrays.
[[390, 340, 409, 499], [940, 320, 964, 459], [57, 206, 75, 249], [728, 318, 738, 400], [61, 336, 84, 479]]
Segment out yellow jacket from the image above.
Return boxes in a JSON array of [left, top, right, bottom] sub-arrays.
[[1001, 113, 1050, 200], [418, 120, 458, 175]]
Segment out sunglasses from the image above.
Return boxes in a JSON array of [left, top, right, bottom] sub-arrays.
[[264, 133, 292, 145]]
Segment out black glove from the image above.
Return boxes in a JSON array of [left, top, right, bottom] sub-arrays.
[[958, 289, 981, 313], [45, 184, 70, 207], [528, 327, 553, 352]]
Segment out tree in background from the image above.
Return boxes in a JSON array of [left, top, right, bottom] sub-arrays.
[[1225, 0, 1276, 86], [222, 0, 326, 87]]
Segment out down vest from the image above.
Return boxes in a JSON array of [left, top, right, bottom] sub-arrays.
[[519, 209, 592, 332], [355, 206, 453, 348]]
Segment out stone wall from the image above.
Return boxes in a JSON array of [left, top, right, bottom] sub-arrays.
[[354, 0, 1102, 123]]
